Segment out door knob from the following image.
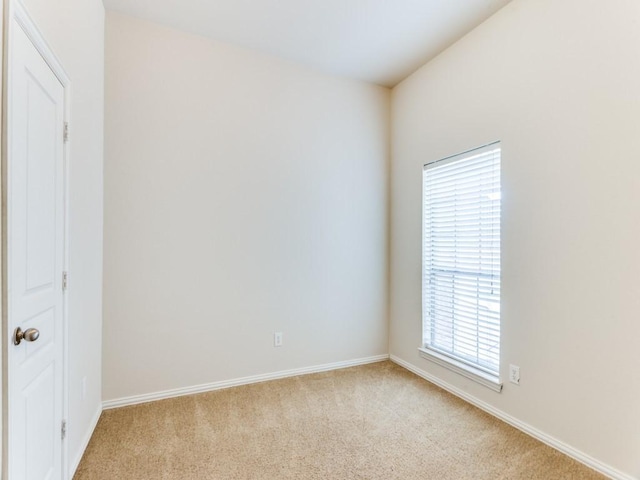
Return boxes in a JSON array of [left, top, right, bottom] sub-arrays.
[[13, 327, 40, 345]]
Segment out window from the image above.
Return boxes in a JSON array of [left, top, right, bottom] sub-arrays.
[[421, 142, 502, 391]]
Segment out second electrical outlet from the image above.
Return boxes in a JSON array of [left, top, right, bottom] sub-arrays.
[[509, 364, 520, 385], [274, 332, 283, 347]]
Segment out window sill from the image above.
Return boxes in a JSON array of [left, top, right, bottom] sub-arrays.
[[418, 347, 503, 393]]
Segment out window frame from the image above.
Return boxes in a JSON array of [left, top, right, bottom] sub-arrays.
[[420, 142, 503, 392]]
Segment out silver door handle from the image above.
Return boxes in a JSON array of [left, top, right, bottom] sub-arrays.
[[13, 327, 40, 345]]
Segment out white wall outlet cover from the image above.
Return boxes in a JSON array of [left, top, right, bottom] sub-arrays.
[[509, 364, 520, 385], [274, 332, 283, 347]]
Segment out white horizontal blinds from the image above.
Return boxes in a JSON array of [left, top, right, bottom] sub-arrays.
[[422, 143, 501, 376]]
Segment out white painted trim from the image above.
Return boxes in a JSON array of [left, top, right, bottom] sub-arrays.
[[390, 355, 635, 480], [418, 347, 503, 392], [11, 1, 70, 85], [103, 354, 390, 410], [68, 405, 101, 479]]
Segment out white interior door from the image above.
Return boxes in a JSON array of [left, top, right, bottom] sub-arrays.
[[7, 13, 66, 480]]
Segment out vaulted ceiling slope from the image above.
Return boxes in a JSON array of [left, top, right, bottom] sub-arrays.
[[103, 0, 511, 87]]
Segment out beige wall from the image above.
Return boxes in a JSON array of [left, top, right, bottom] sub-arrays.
[[103, 12, 390, 402], [16, 0, 105, 474], [390, 0, 640, 477]]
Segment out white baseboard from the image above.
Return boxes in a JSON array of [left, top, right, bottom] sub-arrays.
[[103, 354, 390, 410], [69, 405, 102, 478], [390, 355, 635, 480]]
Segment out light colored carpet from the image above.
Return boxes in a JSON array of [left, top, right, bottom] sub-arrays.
[[74, 361, 605, 479]]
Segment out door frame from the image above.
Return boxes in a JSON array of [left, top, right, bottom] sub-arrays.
[[2, 0, 71, 478]]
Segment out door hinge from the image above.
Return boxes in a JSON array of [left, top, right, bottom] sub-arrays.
[[61, 420, 67, 440], [63, 122, 69, 143], [62, 271, 68, 291]]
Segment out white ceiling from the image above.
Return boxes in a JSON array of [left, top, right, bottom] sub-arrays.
[[103, 0, 511, 87]]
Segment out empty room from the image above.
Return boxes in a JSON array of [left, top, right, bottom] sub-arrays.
[[1, 0, 639, 479]]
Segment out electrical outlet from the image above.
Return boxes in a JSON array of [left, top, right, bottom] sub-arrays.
[[509, 364, 520, 385], [274, 332, 283, 347]]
